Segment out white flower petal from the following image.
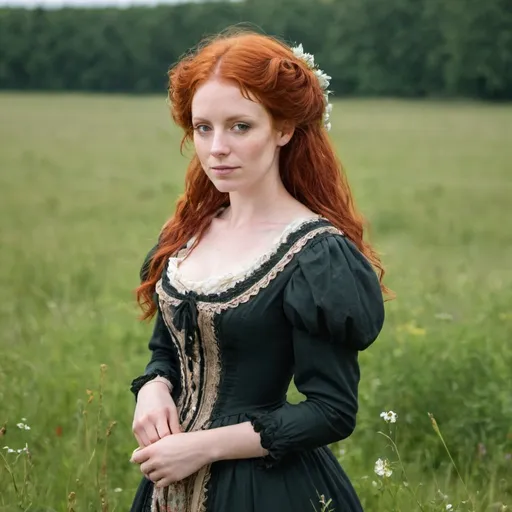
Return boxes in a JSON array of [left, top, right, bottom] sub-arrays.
[[380, 410, 398, 423], [374, 458, 392, 478], [303, 53, 315, 68], [292, 43, 333, 130], [291, 44, 304, 59]]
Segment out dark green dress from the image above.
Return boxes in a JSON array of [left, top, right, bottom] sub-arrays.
[[130, 217, 385, 512]]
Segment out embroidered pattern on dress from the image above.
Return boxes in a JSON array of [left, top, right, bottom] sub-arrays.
[[151, 303, 220, 512], [151, 224, 342, 512]]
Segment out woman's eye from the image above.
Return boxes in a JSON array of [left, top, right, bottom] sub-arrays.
[[194, 125, 210, 133], [233, 123, 250, 132]]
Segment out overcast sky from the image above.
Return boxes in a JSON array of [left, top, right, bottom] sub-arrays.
[[0, 0, 198, 7]]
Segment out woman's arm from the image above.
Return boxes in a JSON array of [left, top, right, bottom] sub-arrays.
[[200, 421, 269, 461], [131, 422, 267, 487]]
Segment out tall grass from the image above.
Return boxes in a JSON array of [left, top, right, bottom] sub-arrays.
[[0, 94, 511, 510]]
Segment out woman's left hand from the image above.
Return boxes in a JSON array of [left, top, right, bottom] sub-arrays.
[[130, 431, 212, 487]]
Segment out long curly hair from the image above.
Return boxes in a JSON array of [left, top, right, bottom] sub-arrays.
[[137, 29, 391, 319]]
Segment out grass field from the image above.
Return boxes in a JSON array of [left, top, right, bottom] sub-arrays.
[[0, 93, 511, 511]]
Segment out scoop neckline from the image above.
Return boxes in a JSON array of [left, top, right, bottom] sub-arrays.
[[166, 214, 323, 295]]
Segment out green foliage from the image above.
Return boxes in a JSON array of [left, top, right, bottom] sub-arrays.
[[0, 0, 511, 98], [0, 94, 511, 510]]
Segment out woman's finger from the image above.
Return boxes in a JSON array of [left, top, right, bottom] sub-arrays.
[[168, 407, 182, 434], [154, 475, 170, 488], [143, 424, 161, 445], [133, 424, 152, 448], [140, 459, 157, 476], [155, 417, 172, 439], [133, 430, 147, 449]]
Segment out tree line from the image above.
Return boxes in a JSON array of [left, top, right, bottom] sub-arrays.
[[0, 0, 510, 99]]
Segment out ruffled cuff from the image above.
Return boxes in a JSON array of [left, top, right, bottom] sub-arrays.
[[130, 371, 175, 401], [248, 413, 283, 469]]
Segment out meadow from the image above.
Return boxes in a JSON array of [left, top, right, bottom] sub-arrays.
[[0, 93, 511, 511]]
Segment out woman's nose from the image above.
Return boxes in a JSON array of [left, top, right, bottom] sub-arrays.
[[210, 132, 230, 157]]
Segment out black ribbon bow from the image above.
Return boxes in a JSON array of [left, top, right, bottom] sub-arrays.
[[172, 292, 199, 361]]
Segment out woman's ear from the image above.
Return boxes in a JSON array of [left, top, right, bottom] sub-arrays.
[[276, 121, 295, 147]]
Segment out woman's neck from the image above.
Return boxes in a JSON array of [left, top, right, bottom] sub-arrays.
[[222, 175, 296, 230]]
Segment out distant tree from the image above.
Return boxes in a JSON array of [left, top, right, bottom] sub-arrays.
[[0, 0, 510, 98]]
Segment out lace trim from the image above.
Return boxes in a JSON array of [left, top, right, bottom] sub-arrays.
[[248, 413, 281, 469], [157, 226, 341, 313], [166, 215, 323, 295], [190, 464, 212, 512]]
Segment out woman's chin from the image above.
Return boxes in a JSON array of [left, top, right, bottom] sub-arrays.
[[210, 179, 240, 194]]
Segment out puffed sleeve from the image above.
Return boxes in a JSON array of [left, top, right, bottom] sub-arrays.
[[130, 244, 181, 401], [249, 234, 385, 467]]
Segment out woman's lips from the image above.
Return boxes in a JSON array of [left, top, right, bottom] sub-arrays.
[[211, 166, 239, 176]]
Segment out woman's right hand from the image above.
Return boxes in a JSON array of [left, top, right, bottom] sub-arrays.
[[132, 381, 182, 448]]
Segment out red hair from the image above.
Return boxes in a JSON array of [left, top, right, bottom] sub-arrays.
[[137, 29, 391, 319]]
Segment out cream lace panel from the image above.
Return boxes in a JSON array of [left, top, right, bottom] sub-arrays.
[[152, 308, 220, 512], [166, 215, 323, 296]]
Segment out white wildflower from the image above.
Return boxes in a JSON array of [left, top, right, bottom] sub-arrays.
[[314, 69, 331, 90], [303, 53, 315, 69], [291, 42, 333, 131], [114, 488, 122, 493], [291, 44, 315, 69], [380, 411, 398, 424], [3, 443, 28, 454], [446, 505, 453, 511], [16, 443, 29, 454], [292, 43, 304, 58], [374, 458, 393, 478], [16, 422, 31, 431]]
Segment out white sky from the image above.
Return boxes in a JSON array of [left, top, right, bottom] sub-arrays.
[[0, 0, 200, 7]]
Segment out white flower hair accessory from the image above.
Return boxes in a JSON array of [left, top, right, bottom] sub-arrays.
[[291, 43, 333, 131]]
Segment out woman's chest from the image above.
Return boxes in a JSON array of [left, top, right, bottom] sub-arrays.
[[176, 229, 285, 283]]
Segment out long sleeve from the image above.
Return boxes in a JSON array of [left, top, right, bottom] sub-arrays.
[[249, 234, 385, 467], [130, 244, 181, 401]]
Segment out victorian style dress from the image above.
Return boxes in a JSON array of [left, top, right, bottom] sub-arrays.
[[129, 216, 385, 512]]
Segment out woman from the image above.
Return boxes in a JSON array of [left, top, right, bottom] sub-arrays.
[[129, 30, 388, 512]]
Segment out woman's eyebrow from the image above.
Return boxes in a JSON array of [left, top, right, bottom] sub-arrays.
[[192, 115, 255, 123]]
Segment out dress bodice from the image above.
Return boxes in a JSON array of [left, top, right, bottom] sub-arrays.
[[130, 216, 385, 512]]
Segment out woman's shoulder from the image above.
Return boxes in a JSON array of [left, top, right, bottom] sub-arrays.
[[284, 226, 385, 351]]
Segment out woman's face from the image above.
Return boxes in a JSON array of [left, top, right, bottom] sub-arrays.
[[191, 78, 292, 193]]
